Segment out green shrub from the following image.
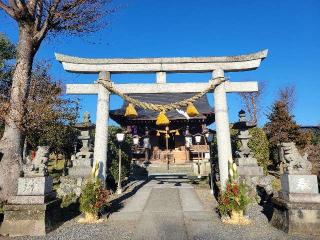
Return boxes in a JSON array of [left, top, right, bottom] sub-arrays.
[[79, 180, 110, 216], [248, 127, 270, 174]]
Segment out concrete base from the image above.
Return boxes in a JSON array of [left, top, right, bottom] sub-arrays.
[[68, 166, 91, 177], [237, 166, 263, 176], [271, 197, 320, 235], [8, 191, 56, 204], [0, 199, 61, 237]]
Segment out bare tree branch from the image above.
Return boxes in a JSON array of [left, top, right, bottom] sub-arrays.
[[15, 0, 32, 18], [27, 0, 39, 16], [279, 85, 295, 113], [33, 0, 61, 42], [0, 0, 16, 18], [34, 0, 43, 31], [8, 0, 19, 10], [239, 81, 266, 124]]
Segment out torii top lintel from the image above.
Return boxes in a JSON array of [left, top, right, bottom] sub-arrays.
[[55, 49, 268, 74]]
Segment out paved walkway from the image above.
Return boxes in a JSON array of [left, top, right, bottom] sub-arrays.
[[110, 177, 211, 240]]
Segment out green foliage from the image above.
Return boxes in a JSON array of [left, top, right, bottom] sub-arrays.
[[0, 33, 15, 66], [248, 127, 270, 174], [311, 130, 320, 145], [0, 33, 15, 136], [79, 180, 110, 215], [61, 192, 77, 208], [107, 126, 132, 185], [218, 180, 253, 216]]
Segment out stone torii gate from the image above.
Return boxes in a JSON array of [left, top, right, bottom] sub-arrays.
[[55, 50, 268, 189]]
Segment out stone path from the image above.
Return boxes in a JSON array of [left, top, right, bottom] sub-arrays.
[[110, 177, 209, 240], [9, 176, 319, 240]]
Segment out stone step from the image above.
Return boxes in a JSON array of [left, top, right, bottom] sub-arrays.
[[146, 163, 194, 175]]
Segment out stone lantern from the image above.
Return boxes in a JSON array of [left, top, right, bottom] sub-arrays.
[[233, 110, 263, 177], [68, 112, 95, 177]]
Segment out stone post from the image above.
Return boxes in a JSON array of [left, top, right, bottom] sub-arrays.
[[93, 72, 110, 185], [213, 69, 232, 190]]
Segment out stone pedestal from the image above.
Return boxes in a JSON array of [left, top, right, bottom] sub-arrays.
[[237, 163, 263, 176], [0, 176, 60, 236], [271, 197, 320, 235], [271, 174, 320, 235], [0, 200, 61, 237]]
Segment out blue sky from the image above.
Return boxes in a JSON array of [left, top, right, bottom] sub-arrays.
[[1, 0, 320, 127]]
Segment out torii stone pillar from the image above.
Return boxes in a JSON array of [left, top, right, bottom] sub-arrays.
[[213, 69, 232, 189], [93, 72, 110, 184]]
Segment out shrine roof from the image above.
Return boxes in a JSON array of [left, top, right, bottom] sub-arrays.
[[110, 93, 214, 125]]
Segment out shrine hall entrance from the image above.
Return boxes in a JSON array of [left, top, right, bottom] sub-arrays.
[[157, 132, 175, 150]]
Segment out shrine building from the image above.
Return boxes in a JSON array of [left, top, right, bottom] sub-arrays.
[[110, 93, 215, 164]]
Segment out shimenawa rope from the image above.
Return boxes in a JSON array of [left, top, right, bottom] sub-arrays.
[[97, 77, 225, 112]]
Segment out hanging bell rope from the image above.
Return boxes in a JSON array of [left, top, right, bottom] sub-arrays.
[[97, 76, 225, 112]]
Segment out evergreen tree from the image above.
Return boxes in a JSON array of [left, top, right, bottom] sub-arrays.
[[265, 101, 302, 147]]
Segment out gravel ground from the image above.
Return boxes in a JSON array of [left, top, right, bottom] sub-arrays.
[[12, 220, 135, 240]]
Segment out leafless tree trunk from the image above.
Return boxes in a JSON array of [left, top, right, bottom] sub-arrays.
[[0, 23, 38, 199]]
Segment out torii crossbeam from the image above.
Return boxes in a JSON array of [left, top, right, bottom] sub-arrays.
[[55, 49, 268, 189]]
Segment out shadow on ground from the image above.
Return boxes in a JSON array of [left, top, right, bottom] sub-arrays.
[[108, 177, 149, 214]]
